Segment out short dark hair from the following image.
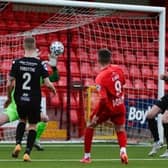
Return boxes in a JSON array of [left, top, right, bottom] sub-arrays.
[[98, 48, 111, 65], [23, 36, 36, 50]]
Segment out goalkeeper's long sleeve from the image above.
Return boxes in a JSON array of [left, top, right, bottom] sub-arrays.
[[40, 66, 60, 84], [49, 67, 60, 82]]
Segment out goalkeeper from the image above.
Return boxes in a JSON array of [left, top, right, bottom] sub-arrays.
[[1, 52, 60, 151]]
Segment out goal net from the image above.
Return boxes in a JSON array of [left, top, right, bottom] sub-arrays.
[[0, 1, 165, 144]]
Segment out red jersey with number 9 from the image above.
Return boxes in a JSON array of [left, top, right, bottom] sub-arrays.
[[95, 64, 125, 107]]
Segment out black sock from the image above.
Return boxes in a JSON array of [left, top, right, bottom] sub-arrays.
[[163, 123, 168, 149], [16, 122, 26, 145], [25, 129, 36, 155], [148, 118, 159, 142]]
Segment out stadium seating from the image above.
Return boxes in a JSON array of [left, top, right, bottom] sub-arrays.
[[146, 79, 157, 90], [71, 61, 80, 76], [136, 51, 147, 64], [129, 65, 141, 78], [56, 61, 67, 76], [124, 51, 136, 64], [80, 62, 92, 76], [134, 79, 145, 89], [141, 65, 153, 78], [112, 50, 124, 64], [0, 2, 167, 139]]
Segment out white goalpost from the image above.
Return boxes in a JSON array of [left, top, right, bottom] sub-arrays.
[[0, 0, 166, 143]]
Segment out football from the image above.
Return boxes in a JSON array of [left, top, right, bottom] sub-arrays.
[[50, 41, 64, 56]]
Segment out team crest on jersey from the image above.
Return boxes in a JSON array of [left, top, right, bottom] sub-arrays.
[[42, 62, 48, 71], [96, 84, 101, 91]]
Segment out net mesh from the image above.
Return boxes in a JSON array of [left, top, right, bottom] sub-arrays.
[[0, 3, 160, 143]]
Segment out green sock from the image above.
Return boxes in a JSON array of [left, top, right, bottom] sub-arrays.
[[36, 122, 47, 142]]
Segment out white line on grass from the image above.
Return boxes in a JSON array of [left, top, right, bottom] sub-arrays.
[[0, 158, 168, 162], [0, 144, 156, 147]]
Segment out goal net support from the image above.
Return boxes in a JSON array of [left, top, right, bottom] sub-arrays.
[[0, 0, 166, 144]]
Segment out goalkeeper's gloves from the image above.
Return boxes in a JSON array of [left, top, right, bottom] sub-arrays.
[[48, 53, 59, 67]]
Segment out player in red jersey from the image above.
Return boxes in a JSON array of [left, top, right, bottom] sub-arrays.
[[80, 48, 128, 164]]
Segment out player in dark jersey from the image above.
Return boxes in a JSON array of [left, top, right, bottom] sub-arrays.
[[7, 37, 56, 162], [146, 73, 168, 157], [80, 48, 128, 164]]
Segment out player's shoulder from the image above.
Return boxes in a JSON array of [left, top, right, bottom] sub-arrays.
[[12, 58, 21, 65]]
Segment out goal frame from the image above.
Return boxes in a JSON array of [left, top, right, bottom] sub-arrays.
[[2, 0, 166, 142]]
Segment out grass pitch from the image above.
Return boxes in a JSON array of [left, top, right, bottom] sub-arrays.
[[0, 143, 167, 168]]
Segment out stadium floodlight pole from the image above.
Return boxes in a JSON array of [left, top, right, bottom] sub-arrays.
[[4, 0, 166, 142]]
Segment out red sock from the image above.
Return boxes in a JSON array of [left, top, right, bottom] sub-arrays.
[[116, 131, 127, 148], [84, 127, 94, 153]]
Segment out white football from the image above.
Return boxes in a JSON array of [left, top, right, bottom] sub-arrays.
[[50, 41, 64, 56]]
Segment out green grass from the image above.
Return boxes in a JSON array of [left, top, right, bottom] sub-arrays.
[[0, 143, 168, 168]]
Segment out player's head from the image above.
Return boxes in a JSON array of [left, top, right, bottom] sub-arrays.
[[23, 36, 36, 50], [98, 48, 111, 65]]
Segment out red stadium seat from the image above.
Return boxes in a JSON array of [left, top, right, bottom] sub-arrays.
[[130, 41, 141, 49], [39, 47, 49, 61], [19, 22, 31, 31], [129, 65, 141, 78], [112, 50, 124, 64], [146, 79, 157, 90], [70, 110, 78, 124], [84, 78, 95, 86], [62, 93, 77, 109], [152, 66, 158, 79], [147, 52, 158, 65], [6, 20, 19, 31], [80, 62, 92, 76], [50, 94, 61, 107], [36, 35, 47, 46], [57, 61, 67, 75], [124, 51, 136, 64], [64, 50, 77, 60], [124, 79, 133, 89], [141, 65, 153, 78], [47, 33, 59, 43], [0, 59, 12, 74], [119, 64, 129, 78], [58, 77, 67, 87], [0, 21, 6, 30], [77, 50, 89, 60], [134, 79, 145, 89], [71, 61, 80, 76], [136, 51, 147, 64], [14, 12, 26, 22]]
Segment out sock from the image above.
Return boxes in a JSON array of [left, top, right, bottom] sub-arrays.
[[148, 118, 159, 142], [84, 127, 94, 154], [116, 131, 127, 148], [16, 122, 26, 145], [25, 129, 36, 155], [120, 147, 127, 155], [163, 123, 168, 149], [36, 122, 47, 142]]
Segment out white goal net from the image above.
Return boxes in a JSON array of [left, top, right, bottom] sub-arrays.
[[0, 0, 165, 143]]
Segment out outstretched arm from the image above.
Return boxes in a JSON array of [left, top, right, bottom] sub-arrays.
[[43, 77, 56, 95], [5, 77, 15, 108]]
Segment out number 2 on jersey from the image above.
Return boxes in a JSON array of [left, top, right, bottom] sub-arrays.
[[22, 72, 31, 90]]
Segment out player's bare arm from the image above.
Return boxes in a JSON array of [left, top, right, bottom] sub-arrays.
[[44, 77, 56, 94], [5, 77, 15, 108]]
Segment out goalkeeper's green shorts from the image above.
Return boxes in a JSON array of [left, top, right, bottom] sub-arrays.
[[4, 103, 19, 122]]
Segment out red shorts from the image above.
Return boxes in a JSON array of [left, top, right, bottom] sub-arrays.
[[90, 104, 126, 126]]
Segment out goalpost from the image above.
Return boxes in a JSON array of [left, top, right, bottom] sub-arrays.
[[0, 0, 166, 143]]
